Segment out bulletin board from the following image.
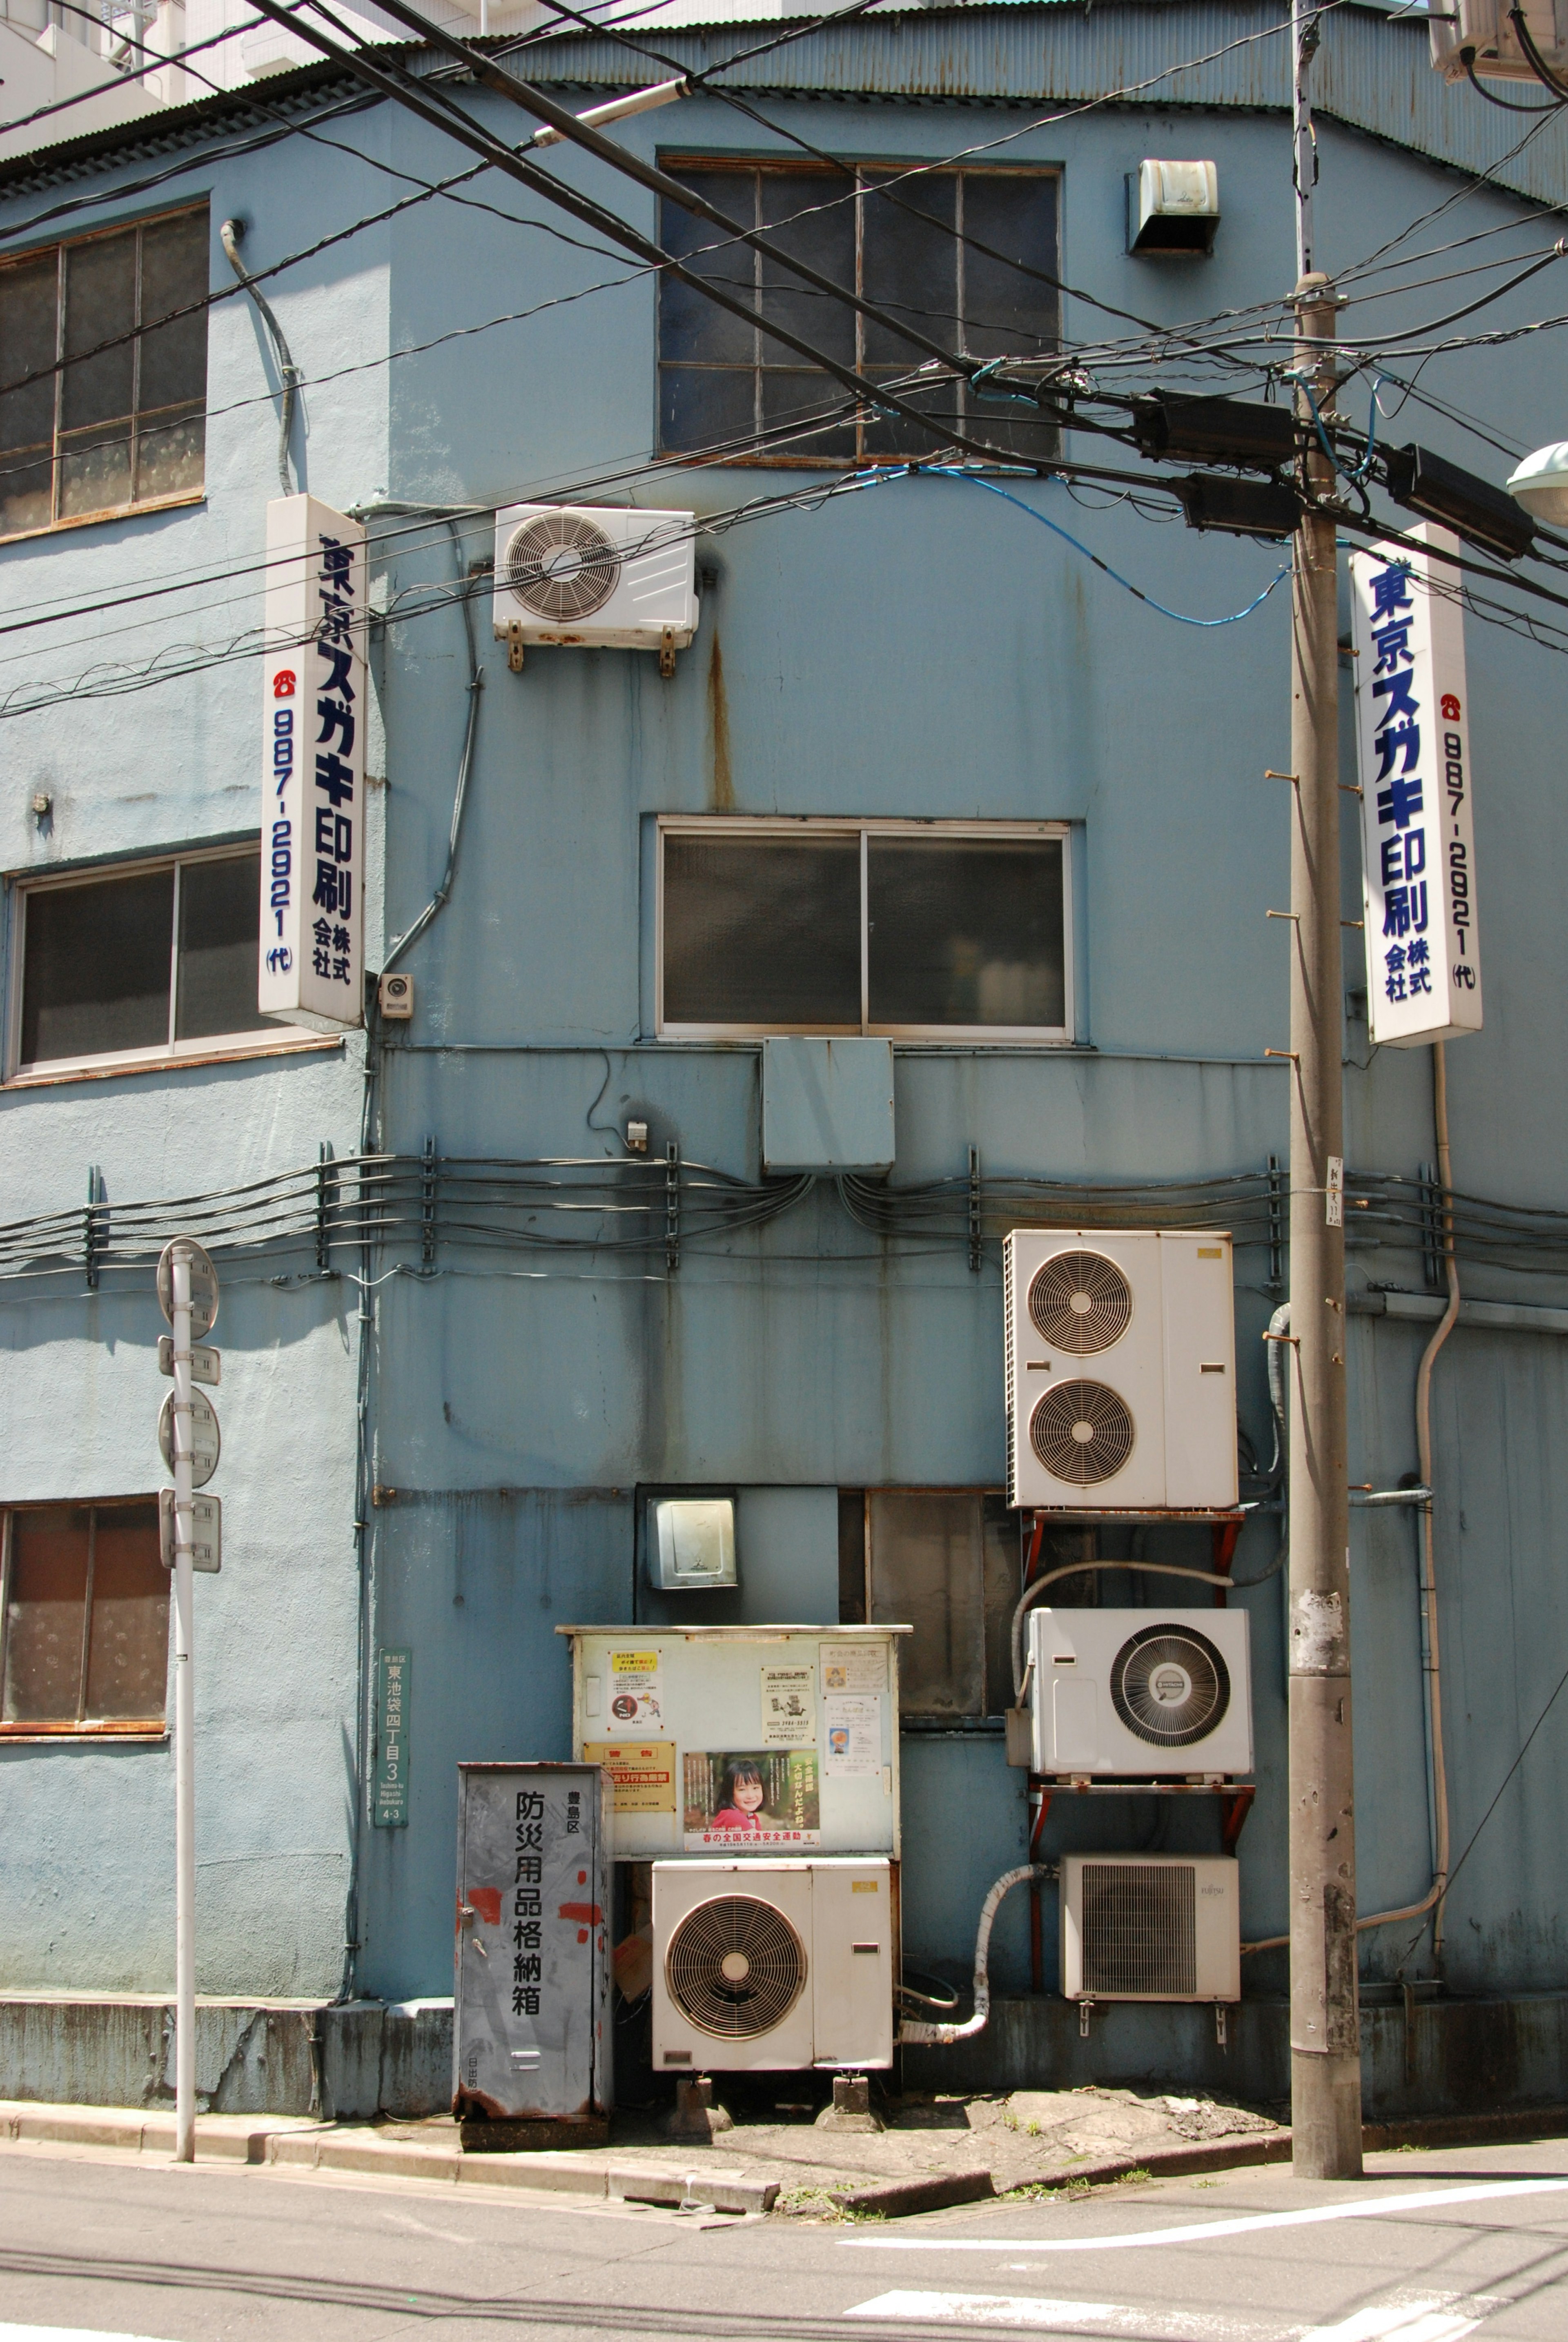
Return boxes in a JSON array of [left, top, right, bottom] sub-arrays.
[[559, 1625, 906, 1859]]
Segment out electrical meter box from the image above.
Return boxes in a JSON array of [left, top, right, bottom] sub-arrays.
[[559, 1625, 906, 1860], [452, 1762, 612, 2125]]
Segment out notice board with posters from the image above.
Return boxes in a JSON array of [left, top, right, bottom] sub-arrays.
[[563, 1625, 906, 1860]]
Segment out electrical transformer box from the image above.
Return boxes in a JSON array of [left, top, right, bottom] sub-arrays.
[[452, 1762, 612, 2124]]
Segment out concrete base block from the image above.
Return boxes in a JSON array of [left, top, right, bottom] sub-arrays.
[[663, 2076, 734, 2139], [815, 2073, 884, 2132]]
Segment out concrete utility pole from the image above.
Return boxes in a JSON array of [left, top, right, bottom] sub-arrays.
[[1287, 265, 1362, 2181], [170, 1244, 197, 2165]]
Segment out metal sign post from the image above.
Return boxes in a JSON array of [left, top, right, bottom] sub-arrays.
[[156, 1238, 220, 2167]]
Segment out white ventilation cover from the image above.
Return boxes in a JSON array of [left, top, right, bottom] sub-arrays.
[[1027, 1249, 1134, 1353], [664, 1895, 807, 2040], [1109, 1622, 1230, 1749], [1029, 1378, 1136, 1486]]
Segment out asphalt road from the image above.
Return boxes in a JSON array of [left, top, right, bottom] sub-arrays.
[[1, 2131, 1566, 2340]]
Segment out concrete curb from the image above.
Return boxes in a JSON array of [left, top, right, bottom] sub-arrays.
[[828, 2171, 998, 2217], [2, 2104, 314, 2164]]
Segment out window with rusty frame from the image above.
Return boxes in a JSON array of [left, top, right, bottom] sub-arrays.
[[0, 1501, 169, 1735], [837, 1491, 1020, 1719], [657, 161, 1060, 465], [0, 203, 208, 540]]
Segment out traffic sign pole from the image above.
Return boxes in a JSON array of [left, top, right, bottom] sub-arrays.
[[171, 1244, 196, 2166]]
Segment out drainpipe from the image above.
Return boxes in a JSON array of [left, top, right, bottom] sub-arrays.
[[899, 1866, 1055, 2045], [220, 217, 303, 496]]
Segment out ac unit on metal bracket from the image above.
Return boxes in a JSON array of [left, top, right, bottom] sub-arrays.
[[491, 504, 699, 671], [1027, 1607, 1253, 1778]]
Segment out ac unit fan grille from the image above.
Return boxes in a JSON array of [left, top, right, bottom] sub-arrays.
[[1110, 1624, 1230, 1748], [1029, 1379, 1135, 1485], [1028, 1250, 1134, 1354], [1080, 1861, 1197, 1996], [506, 512, 620, 620], [664, 1895, 807, 2040]]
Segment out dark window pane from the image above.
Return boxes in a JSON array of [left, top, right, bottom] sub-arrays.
[[0, 450, 53, 540], [758, 169, 855, 368], [861, 171, 957, 365], [176, 853, 269, 1040], [982, 1495, 1020, 1716], [85, 1503, 167, 1721], [660, 170, 757, 366], [760, 369, 857, 459], [663, 833, 861, 1027], [659, 365, 756, 457], [0, 251, 59, 464], [838, 1491, 867, 1625], [4, 1509, 89, 1724], [61, 227, 136, 432], [869, 1491, 984, 1717], [21, 867, 173, 1065], [58, 419, 134, 519], [867, 836, 1065, 1029], [137, 209, 208, 414], [960, 173, 1060, 359], [136, 404, 204, 504], [860, 369, 961, 462]]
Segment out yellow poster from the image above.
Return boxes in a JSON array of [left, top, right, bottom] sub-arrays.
[[584, 1740, 677, 1814]]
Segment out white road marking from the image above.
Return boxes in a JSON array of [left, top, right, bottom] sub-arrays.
[[379, 2207, 480, 2245], [844, 2293, 1254, 2335], [842, 2175, 1568, 2254], [1299, 2308, 1478, 2342], [0, 2327, 174, 2342]]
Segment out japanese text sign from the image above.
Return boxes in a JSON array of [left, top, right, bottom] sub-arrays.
[[257, 494, 367, 1032], [1350, 523, 1482, 1046]]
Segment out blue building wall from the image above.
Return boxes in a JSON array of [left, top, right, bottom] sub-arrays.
[[2, 8, 1567, 2067]]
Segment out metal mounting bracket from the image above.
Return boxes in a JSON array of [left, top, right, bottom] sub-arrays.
[[1215, 2004, 1228, 2048], [507, 622, 525, 674], [659, 626, 677, 679], [1078, 1999, 1093, 2039]]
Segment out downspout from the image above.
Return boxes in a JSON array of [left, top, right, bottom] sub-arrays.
[[220, 217, 303, 495]]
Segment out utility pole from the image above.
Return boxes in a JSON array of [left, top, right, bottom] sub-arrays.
[[1287, 0, 1363, 2183], [171, 1242, 197, 2164]]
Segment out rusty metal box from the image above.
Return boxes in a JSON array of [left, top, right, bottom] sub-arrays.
[[453, 1762, 612, 2124]]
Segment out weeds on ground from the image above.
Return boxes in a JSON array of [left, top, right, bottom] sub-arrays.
[[777, 2187, 849, 2222]]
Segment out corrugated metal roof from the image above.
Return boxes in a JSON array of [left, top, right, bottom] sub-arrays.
[[1, 4, 1563, 211]]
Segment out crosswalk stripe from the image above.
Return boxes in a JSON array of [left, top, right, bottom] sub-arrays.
[[0, 2326, 174, 2342], [842, 2291, 1260, 2335]]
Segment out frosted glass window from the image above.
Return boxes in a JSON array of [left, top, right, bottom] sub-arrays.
[[868, 835, 1066, 1029]]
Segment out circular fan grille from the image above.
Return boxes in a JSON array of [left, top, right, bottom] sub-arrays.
[[505, 511, 620, 621], [1029, 1379, 1136, 1486], [664, 1895, 807, 2040], [1110, 1623, 1231, 1748], [1027, 1250, 1134, 1354]]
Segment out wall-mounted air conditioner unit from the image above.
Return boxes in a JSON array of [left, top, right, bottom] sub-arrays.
[[1061, 1852, 1239, 2003], [1430, 0, 1568, 83], [491, 505, 699, 651], [1027, 1607, 1252, 1778], [651, 1858, 894, 2073], [1003, 1230, 1237, 1512]]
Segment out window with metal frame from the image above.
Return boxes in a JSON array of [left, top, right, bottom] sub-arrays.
[[8, 842, 299, 1081], [0, 204, 208, 541], [657, 819, 1070, 1039], [838, 1491, 1019, 1719], [0, 1501, 168, 1736], [657, 161, 1060, 465]]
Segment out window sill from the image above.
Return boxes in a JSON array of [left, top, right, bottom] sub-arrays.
[[5, 1030, 343, 1089], [0, 490, 205, 552], [0, 1722, 167, 1743]]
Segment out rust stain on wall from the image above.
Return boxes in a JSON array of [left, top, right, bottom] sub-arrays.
[[707, 633, 735, 811]]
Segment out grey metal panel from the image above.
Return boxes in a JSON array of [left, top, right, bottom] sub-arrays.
[[453, 1763, 611, 2122]]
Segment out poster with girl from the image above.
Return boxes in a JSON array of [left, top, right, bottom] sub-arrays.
[[682, 1750, 821, 1848]]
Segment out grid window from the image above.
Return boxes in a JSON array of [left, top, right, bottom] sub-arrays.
[[658, 163, 1059, 465], [0, 1502, 168, 1734], [0, 205, 208, 540], [12, 845, 278, 1078], [658, 820, 1069, 1039], [842, 1491, 1018, 1719]]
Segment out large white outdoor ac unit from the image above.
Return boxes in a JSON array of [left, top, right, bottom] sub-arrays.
[[1430, 0, 1568, 83], [1027, 1608, 1252, 1778], [651, 1859, 894, 2073], [491, 505, 699, 650], [1060, 1852, 1240, 2003], [1003, 1230, 1237, 1511]]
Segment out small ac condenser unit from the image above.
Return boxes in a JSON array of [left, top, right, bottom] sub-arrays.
[[1003, 1230, 1237, 1512], [652, 1858, 893, 2073], [492, 505, 699, 650], [1027, 1607, 1252, 1778], [1430, 0, 1568, 83], [1061, 1852, 1239, 2003]]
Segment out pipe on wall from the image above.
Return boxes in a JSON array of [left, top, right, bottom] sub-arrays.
[[899, 1864, 1055, 2045]]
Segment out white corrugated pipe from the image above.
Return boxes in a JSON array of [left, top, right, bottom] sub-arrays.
[[898, 1865, 1054, 2045]]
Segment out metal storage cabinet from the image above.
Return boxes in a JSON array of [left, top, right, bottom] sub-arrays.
[[453, 1762, 612, 2124]]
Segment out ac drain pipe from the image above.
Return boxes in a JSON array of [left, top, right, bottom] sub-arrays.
[[898, 1866, 1056, 2045]]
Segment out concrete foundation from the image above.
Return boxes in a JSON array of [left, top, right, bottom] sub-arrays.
[[3, 1990, 1564, 2124]]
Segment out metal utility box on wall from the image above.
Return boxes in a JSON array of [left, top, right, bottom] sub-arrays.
[[762, 1037, 895, 1174], [561, 1625, 904, 1861], [652, 1856, 895, 2073], [453, 1763, 612, 2125], [1060, 1853, 1240, 2003], [1004, 1230, 1238, 1512]]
